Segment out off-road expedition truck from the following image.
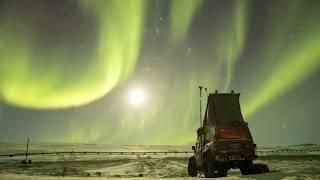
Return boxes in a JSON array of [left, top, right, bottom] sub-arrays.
[[188, 91, 268, 177]]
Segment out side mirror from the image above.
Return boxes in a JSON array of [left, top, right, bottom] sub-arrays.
[[192, 146, 195, 151]]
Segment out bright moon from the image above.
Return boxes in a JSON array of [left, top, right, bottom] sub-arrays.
[[129, 88, 146, 106]]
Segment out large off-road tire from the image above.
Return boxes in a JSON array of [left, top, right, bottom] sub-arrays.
[[217, 165, 228, 177], [203, 153, 216, 178], [204, 161, 216, 178], [188, 156, 197, 177], [240, 160, 253, 175]]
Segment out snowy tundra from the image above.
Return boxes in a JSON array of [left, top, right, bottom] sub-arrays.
[[0, 143, 319, 179]]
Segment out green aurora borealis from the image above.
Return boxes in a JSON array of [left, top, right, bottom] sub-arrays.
[[0, 0, 319, 146], [0, 0, 147, 108]]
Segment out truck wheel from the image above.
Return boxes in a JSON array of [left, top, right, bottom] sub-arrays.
[[203, 155, 216, 178], [188, 156, 197, 177], [240, 160, 253, 175], [217, 166, 228, 177]]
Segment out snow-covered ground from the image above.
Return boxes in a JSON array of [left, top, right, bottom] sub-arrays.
[[0, 143, 319, 179]]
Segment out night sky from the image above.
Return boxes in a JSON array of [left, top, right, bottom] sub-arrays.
[[0, 0, 319, 146]]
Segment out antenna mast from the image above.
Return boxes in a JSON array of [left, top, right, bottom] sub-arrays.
[[198, 86, 203, 127]]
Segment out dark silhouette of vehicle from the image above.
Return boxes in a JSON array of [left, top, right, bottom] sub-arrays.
[[188, 91, 268, 177]]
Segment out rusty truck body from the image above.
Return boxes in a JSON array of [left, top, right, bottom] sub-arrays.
[[188, 92, 260, 177]]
